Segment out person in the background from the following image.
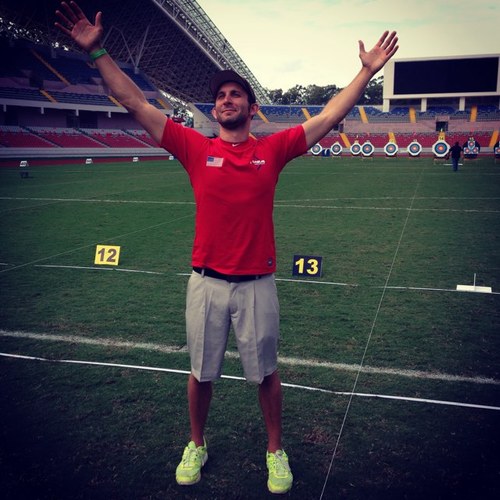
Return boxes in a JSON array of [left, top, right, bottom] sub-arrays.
[[449, 141, 463, 171], [55, 1, 398, 494]]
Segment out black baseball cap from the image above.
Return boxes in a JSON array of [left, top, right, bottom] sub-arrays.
[[209, 70, 256, 104]]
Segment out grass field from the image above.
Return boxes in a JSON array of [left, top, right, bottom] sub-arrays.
[[1, 155, 499, 499]]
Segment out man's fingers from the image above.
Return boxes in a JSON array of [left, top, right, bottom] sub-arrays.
[[60, 2, 78, 23], [57, 2, 81, 32], [55, 9, 71, 26], [385, 32, 399, 57], [54, 8, 75, 32], [54, 21, 71, 36], [378, 30, 397, 51], [69, 1, 87, 21], [377, 30, 390, 47]]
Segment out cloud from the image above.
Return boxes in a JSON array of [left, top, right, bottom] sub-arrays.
[[198, 0, 499, 90]]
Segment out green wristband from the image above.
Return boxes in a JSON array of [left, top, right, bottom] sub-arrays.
[[89, 48, 107, 61]]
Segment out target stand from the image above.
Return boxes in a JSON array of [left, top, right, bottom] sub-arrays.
[[432, 139, 450, 164], [350, 141, 361, 158], [407, 141, 422, 159], [463, 137, 480, 161], [384, 142, 398, 159], [330, 142, 343, 159], [361, 141, 374, 161], [310, 143, 323, 158]]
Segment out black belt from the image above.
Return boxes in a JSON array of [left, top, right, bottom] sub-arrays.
[[193, 267, 268, 283]]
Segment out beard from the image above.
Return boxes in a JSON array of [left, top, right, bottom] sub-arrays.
[[215, 108, 250, 130]]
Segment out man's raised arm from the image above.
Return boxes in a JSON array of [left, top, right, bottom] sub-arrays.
[[55, 1, 167, 144], [302, 31, 398, 149]]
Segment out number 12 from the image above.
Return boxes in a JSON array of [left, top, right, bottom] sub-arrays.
[[94, 245, 121, 266]]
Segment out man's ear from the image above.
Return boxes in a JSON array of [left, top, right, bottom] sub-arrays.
[[211, 107, 217, 120], [249, 102, 259, 118]]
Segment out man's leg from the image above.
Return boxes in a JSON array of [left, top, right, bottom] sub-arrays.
[[233, 276, 292, 493], [176, 374, 212, 485], [260, 370, 293, 494], [185, 272, 228, 445], [178, 272, 229, 485], [188, 373, 212, 446], [258, 370, 283, 452]]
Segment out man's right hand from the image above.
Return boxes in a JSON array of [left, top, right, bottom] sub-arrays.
[[54, 0, 167, 145], [55, 1, 103, 53]]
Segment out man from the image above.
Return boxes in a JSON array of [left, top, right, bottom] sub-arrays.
[[449, 141, 463, 171], [55, 1, 398, 494]]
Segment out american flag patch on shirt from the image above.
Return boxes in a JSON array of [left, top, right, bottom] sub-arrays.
[[206, 156, 224, 167]]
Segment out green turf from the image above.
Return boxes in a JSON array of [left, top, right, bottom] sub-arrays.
[[1, 156, 499, 499]]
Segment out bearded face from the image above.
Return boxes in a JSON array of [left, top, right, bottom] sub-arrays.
[[211, 82, 257, 130]]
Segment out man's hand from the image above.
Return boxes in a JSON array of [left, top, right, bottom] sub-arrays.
[[55, 1, 103, 53], [359, 30, 399, 76]]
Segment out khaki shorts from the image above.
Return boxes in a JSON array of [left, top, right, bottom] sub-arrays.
[[185, 271, 279, 383]]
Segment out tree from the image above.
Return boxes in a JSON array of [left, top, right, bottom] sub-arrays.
[[267, 88, 285, 105], [266, 77, 383, 106], [282, 85, 307, 105], [357, 76, 384, 104], [305, 84, 338, 105]]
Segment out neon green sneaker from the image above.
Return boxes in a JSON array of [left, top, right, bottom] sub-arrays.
[[266, 449, 293, 494], [175, 439, 208, 485]]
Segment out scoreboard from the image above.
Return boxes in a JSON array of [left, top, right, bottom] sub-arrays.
[[383, 55, 500, 98]]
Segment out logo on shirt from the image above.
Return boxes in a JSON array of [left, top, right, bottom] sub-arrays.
[[206, 156, 224, 167], [251, 156, 266, 170]]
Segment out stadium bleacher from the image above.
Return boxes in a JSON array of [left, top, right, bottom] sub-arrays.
[[0, 87, 49, 103], [0, 38, 170, 159], [127, 130, 159, 147], [27, 127, 105, 148], [1, 38, 498, 160], [0, 126, 54, 148], [1, 39, 160, 109], [83, 129, 152, 148]]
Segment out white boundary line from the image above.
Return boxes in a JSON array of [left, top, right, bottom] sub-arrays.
[[276, 196, 500, 202], [1, 329, 498, 386], [0, 196, 195, 206], [0, 213, 194, 275], [2, 196, 499, 213], [9, 266, 492, 295], [275, 204, 500, 214], [36, 264, 165, 275], [1, 351, 498, 412]]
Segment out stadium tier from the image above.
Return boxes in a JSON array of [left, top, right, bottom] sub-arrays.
[[82, 129, 154, 148], [1, 39, 499, 160], [0, 126, 55, 148]]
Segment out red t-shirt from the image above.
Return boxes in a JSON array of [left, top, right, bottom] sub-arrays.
[[161, 120, 307, 274]]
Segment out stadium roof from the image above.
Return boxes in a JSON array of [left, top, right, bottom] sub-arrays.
[[0, 0, 272, 105]]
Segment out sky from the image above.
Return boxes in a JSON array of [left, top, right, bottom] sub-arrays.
[[196, 0, 499, 91]]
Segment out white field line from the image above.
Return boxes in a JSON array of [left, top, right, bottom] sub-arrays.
[[0, 213, 194, 275], [1, 351, 498, 412], [274, 204, 500, 214], [1, 196, 498, 213], [275, 197, 500, 202], [0, 329, 498, 386], [282, 170, 500, 177], [30, 267, 497, 295], [35, 264, 165, 275], [0, 196, 194, 206]]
